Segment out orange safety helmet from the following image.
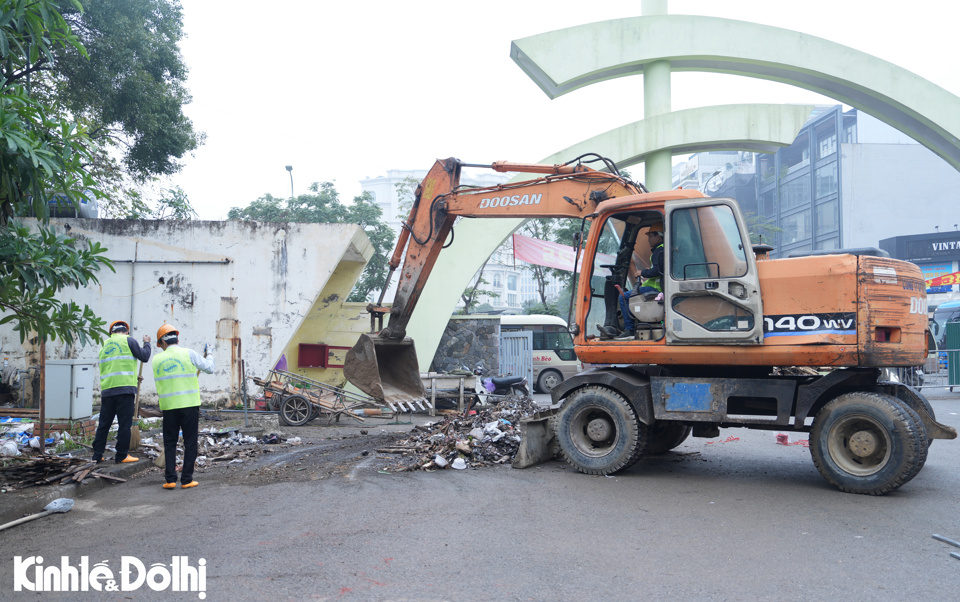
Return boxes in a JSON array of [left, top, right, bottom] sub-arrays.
[[108, 320, 129, 333], [157, 324, 179, 341], [647, 221, 664, 234]]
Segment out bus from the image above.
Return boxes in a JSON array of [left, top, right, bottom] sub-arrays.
[[500, 315, 581, 393]]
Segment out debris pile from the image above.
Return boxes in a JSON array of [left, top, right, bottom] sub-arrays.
[[377, 394, 541, 471], [140, 429, 300, 469], [0, 455, 126, 489], [1, 421, 81, 457], [197, 429, 267, 466]]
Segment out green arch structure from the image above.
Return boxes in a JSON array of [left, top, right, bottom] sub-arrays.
[[511, 14, 960, 171], [551, 103, 814, 168]]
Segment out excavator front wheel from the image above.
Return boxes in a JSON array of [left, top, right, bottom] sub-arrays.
[[646, 422, 692, 455], [810, 392, 927, 495], [556, 386, 649, 475]]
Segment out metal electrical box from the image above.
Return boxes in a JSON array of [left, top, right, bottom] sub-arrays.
[[45, 360, 96, 419], [947, 323, 960, 387]]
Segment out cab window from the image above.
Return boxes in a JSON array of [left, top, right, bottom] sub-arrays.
[[670, 204, 748, 280]]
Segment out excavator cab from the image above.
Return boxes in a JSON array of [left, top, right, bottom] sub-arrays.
[[581, 199, 764, 346]]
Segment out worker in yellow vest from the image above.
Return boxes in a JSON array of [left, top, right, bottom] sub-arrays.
[[93, 320, 151, 463], [152, 324, 215, 489], [617, 222, 665, 340]]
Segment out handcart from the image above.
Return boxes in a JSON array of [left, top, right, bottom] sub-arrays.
[[251, 369, 393, 426]]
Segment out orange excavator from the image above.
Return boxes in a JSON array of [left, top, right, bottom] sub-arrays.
[[344, 155, 955, 495]]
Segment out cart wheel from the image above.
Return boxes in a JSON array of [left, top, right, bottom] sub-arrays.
[[280, 395, 313, 426]]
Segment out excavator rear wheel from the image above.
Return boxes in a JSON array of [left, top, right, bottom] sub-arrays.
[[809, 392, 927, 495], [556, 386, 649, 475]]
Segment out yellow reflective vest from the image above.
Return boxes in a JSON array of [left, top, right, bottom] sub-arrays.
[[152, 346, 201, 410], [639, 243, 664, 292], [98, 334, 137, 391]]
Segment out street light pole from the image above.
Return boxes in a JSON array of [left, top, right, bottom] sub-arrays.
[[285, 165, 294, 198]]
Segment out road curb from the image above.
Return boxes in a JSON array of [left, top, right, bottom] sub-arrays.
[[0, 457, 156, 525]]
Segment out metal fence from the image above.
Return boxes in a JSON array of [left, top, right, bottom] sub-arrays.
[[890, 350, 956, 391]]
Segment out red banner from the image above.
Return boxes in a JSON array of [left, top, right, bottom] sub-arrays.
[[926, 271, 960, 287], [512, 233, 614, 272]]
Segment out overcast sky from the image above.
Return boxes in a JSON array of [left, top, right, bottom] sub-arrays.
[[171, 0, 960, 220]]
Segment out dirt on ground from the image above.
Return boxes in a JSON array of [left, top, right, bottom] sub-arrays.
[[0, 413, 428, 520], [130, 414, 425, 488]]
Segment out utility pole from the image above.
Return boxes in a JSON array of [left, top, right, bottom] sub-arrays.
[[285, 165, 294, 198]]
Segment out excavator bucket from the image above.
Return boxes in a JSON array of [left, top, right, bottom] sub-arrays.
[[344, 333, 428, 412], [512, 409, 560, 468]]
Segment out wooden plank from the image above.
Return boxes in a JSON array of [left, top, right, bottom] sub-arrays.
[[90, 472, 127, 483], [73, 467, 94, 483]]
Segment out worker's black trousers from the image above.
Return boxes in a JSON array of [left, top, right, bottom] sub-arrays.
[[92, 392, 135, 463], [162, 406, 200, 485]]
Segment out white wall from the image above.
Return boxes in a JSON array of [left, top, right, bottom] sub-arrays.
[[0, 218, 372, 405], [856, 112, 919, 145], [841, 143, 960, 248]]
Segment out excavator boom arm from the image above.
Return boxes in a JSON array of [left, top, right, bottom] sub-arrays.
[[381, 157, 642, 339]]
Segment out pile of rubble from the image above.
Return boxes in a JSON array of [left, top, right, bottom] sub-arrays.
[[139, 428, 301, 469], [377, 394, 541, 471], [0, 421, 81, 457]]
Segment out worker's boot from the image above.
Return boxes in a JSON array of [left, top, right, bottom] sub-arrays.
[[599, 278, 621, 339], [119, 455, 139, 463], [162, 482, 176, 489], [181, 481, 199, 489], [598, 325, 620, 339]]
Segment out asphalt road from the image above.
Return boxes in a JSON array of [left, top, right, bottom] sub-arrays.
[[3, 394, 960, 600]]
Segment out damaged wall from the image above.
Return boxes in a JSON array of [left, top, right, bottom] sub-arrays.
[[276, 253, 372, 387], [0, 218, 373, 406], [429, 316, 500, 375]]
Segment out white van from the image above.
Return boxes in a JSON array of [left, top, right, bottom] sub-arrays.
[[500, 315, 582, 393]]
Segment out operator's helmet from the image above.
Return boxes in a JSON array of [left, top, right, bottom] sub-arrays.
[[157, 324, 179, 343], [647, 222, 664, 234], [108, 320, 129, 333]]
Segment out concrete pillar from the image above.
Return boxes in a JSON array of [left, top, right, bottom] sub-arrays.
[[643, 59, 672, 191], [642, 0, 672, 191], [641, 0, 668, 16]]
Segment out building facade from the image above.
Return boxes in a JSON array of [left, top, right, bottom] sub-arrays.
[[880, 231, 960, 303], [674, 106, 960, 268]]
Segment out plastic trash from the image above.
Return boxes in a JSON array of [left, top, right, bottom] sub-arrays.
[[0, 440, 20, 457], [452, 457, 467, 470], [287, 437, 302, 445], [434, 455, 448, 468]]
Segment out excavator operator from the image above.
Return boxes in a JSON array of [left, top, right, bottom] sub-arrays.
[[617, 222, 664, 340]]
